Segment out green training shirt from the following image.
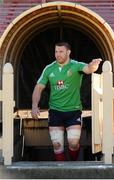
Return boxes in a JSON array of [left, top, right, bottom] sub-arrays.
[[37, 59, 86, 112]]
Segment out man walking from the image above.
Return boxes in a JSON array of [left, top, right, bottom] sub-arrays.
[[31, 42, 102, 161]]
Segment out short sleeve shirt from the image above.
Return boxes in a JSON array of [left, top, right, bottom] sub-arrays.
[[37, 59, 86, 111]]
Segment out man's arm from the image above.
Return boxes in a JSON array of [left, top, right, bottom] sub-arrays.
[[82, 58, 102, 74], [31, 83, 46, 119]]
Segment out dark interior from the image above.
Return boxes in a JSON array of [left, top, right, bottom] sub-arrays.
[[18, 26, 102, 110], [13, 25, 103, 162]]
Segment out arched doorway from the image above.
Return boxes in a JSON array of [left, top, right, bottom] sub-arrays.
[[0, 1, 114, 161], [0, 2, 114, 109]]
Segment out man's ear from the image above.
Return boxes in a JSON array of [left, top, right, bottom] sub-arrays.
[[68, 49, 71, 56]]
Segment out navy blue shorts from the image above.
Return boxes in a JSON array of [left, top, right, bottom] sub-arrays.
[[48, 109, 82, 128]]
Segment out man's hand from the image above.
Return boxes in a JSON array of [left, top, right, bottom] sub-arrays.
[[31, 106, 40, 119], [89, 58, 102, 69], [83, 58, 102, 74]]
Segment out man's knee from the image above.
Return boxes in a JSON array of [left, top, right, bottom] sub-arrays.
[[67, 128, 81, 151], [53, 142, 62, 150], [52, 140, 64, 153], [69, 141, 79, 151], [49, 129, 64, 153]]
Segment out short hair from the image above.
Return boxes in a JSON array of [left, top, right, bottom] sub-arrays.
[[55, 42, 71, 50]]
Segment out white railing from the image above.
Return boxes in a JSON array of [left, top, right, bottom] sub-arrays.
[[0, 61, 114, 165], [92, 60, 114, 164], [0, 63, 15, 165]]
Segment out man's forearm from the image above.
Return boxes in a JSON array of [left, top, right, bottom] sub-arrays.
[[31, 84, 45, 118], [32, 84, 45, 108], [32, 90, 41, 109], [32, 89, 40, 108]]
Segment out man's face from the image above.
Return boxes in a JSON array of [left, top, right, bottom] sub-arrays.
[[55, 45, 71, 64]]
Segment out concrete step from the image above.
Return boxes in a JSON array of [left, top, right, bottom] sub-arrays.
[[0, 161, 114, 179]]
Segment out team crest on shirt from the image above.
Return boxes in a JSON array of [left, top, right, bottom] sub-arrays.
[[67, 69, 72, 76]]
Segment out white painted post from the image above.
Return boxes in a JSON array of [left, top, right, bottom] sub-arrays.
[[92, 73, 102, 153], [2, 63, 14, 165], [102, 61, 113, 164]]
